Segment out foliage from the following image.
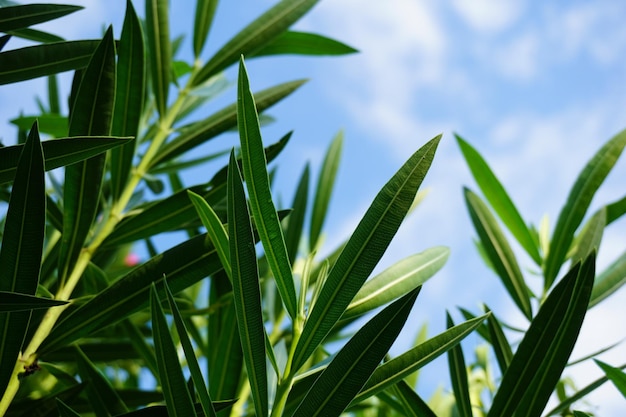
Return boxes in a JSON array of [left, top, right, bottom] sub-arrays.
[[0, 2, 484, 416]]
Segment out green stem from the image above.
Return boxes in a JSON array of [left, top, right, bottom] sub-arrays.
[[0, 77, 196, 416]]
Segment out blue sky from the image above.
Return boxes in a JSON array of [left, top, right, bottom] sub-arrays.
[[2, 0, 626, 413]]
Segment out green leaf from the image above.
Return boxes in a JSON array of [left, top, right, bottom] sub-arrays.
[[488, 254, 596, 417], [58, 27, 116, 284], [150, 284, 197, 417], [292, 136, 441, 371], [544, 129, 626, 288], [285, 163, 309, 264], [572, 412, 593, 417], [238, 57, 297, 319], [10, 114, 68, 137], [56, 399, 82, 417], [484, 305, 513, 374], [74, 346, 129, 416], [150, 78, 306, 172], [192, 0, 319, 85], [48, 73, 60, 113], [0, 292, 67, 312], [310, 131, 343, 251], [188, 190, 231, 279], [0, 40, 102, 85], [5, 27, 64, 43], [291, 288, 419, 417], [0, 122, 45, 395], [193, 0, 218, 58], [446, 313, 472, 417], [342, 246, 449, 321], [252, 31, 357, 57], [111, 0, 146, 201], [0, 4, 82, 33], [391, 380, 438, 417], [227, 151, 268, 417], [464, 188, 532, 320], [595, 359, 626, 398], [145, 0, 171, 117], [164, 280, 217, 417], [0, 136, 132, 185], [40, 233, 222, 354], [352, 314, 488, 404], [569, 207, 606, 265], [606, 194, 626, 224], [456, 134, 541, 264], [589, 249, 626, 308]]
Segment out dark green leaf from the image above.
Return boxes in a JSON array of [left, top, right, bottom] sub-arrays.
[[238, 57, 297, 319], [484, 305, 513, 374], [465, 188, 532, 319], [111, 0, 146, 201], [192, 0, 319, 85], [291, 289, 419, 417], [5, 27, 64, 43], [150, 284, 197, 417], [0, 292, 67, 312], [285, 163, 309, 264], [292, 136, 441, 372], [446, 312, 472, 417], [193, 0, 218, 57], [0, 40, 101, 85], [0, 122, 45, 395], [56, 398, 82, 417], [58, 27, 116, 283], [0, 4, 82, 33], [456, 134, 541, 264], [488, 254, 595, 417], [0, 136, 132, 185], [48, 74, 60, 114], [391, 380, 437, 417], [145, 0, 171, 117], [252, 31, 357, 57], [544, 129, 626, 288]]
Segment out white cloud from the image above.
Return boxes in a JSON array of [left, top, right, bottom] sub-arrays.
[[451, 0, 524, 33], [492, 32, 539, 80]]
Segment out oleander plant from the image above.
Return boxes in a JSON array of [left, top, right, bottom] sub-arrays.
[[1, 1, 625, 417]]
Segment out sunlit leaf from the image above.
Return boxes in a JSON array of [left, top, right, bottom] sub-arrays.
[[595, 359, 626, 398], [193, 0, 218, 58], [252, 31, 357, 57], [0, 4, 81, 33], [589, 250, 626, 308]]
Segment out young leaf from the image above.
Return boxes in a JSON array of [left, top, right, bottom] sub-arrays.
[[310, 130, 343, 251], [569, 207, 605, 265], [464, 188, 532, 320], [193, 0, 218, 58], [595, 359, 626, 398], [0, 4, 82, 33], [446, 312, 472, 417], [0, 292, 67, 312], [0, 136, 132, 185], [227, 152, 268, 417], [456, 134, 541, 264], [164, 280, 217, 417], [544, 129, 626, 288], [238, 57, 297, 319], [111, 0, 146, 201], [0, 122, 45, 395], [150, 284, 197, 417], [291, 288, 420, 417], [589, 249, 626, 308], [488, 254, 596, 417], [145, 0, 171, 117], [58, 27, 116, 284], [292, 136, 440, 372], [251, 31, 358, 57], [192, 0, 319, 85], [0, 40, 102, 85]]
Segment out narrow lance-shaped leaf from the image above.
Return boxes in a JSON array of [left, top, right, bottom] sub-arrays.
[[589, 249, 626, 308], [544, 129, 626, 288], [238, 57, 297, 319], [0, 4, 82, 33], [150, 284, 197, 417], [251, 31, 358, 57], [0, 40, 102, 85], [488, 254, 595, 417], [164, 280, 217, 417], [292, 288, 420, 417], [193, 0, 218, 58], [391, 380, 438, 417], [569, 207, 605, 265], [595, 360, 626, 398], [227, 152, 268, 417], [0, 292, 67, 312], [111, 0, 145, 201], [58, 27, 116, 284], [0, 122, 45, 395], [285, 163, 309, 264], [292, 136, 441, 372], [310, 131, 343, 251], [56, 399, 82, 417], [146, 0, 171, 117], [0, 136, 132, 185], [193, 0, 319, 85], [465, 188, 532, 320], [483, 305, 513, 374], [456, 134, 541, 264], [446, 312, 472, 417]]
